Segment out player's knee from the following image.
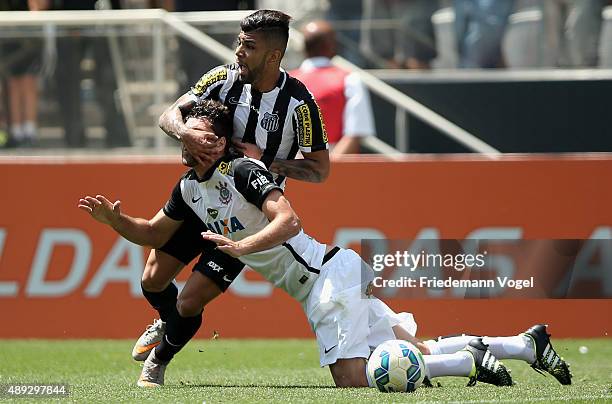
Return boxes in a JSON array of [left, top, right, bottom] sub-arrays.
[[176, 295, 204, 317], [141, 263, 169, 292], [141, 252, 177, 292]]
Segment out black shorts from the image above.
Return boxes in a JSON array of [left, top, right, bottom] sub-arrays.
[[158, 218, 204, 265], [192, 248, 245, 292], [158, 214, 244, 292]]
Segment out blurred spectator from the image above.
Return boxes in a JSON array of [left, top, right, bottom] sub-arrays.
[[167, 0, 255, 95], [290, 20, 376, 155], [327, 0, 365, 66], [453, 0, 516, 68], [539, 0, 606, 67], [53, 0, 131, 148], [0, 0, 48, 147], [362, 0, 439, 69]]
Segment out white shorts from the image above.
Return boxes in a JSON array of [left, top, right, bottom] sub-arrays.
[[303, 248, 417, 367]]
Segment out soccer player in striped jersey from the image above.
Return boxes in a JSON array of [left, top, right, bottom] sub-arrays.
[[131, 10, 331, 362], [79, 100, 570, 388]]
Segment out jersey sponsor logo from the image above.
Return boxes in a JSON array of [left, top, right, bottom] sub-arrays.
[[250, 171, 270, 190], [192, 67, 227, 96], [218, 161, 231, 175], [295, 104, 313, 147], [260, 111, 280, 132], [215, 181, 232, 205], [191, 196, 202, 203], [207, 261, 223, 272], [207, 208, 219, 219], [313, 99, 328, 144], [205, 216, 245, 236]]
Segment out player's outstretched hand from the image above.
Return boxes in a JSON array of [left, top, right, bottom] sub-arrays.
[[78, 195, 121, 225], [181, 126, 225, 165], [232, 139, 263, 160], [201, 231, 245, 257]]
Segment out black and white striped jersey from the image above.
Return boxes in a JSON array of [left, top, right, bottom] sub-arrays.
[[163, 157, 327, 302], [188, 64, 328, 186]]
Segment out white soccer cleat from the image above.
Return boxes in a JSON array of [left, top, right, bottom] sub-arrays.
[[137, 349, 168, 387], [132, 318, 166, 361]]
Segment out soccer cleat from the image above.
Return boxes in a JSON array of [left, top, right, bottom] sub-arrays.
[[464, 338, 513, 387], [137, 349, 168, 387], [524, 324, 572, 385], [132, 319, 166, 361]]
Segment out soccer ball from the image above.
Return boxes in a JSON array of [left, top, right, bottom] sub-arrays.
[[367, 339, 426, 393]]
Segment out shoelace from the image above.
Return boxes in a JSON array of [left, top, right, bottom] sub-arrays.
[[141, 319, 164, 345]]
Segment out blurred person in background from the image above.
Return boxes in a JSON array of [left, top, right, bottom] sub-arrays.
[[453, 0, 516, 68], [326, 0, 365, 66], [539, 0, 607, 67], [291, 20, 376, 155], [52, 0, 131, 148], [0, 0, 48, 147], [362, 0, 439, 69]]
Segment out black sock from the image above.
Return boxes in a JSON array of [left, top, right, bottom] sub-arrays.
[[141, 283, 178, 323], [155, 311, 203, 362]]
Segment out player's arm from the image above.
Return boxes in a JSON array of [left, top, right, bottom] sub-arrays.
[[159, 66, 229, 164], [268, 149, 330, 183], [78, 195, 182, 248], [267, 98, 330, 182], [203, 190, 301, 257], [201, 159, 302, 257], [158, 93, 221, 165]]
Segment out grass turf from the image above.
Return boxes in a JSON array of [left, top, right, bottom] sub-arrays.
[[0, 339, 611, 403]]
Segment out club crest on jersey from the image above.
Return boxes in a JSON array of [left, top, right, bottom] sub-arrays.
[[260, 111, 280, 132], [205, 216, 245, 236], [215, 181, 232, 205]]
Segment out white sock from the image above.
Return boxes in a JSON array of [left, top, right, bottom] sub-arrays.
[[22, 121, 36, 138], [424, 335, 475, 355], [424, 351, 474, 378], [365, 366, 375, 388], [11, 124, 25, 140], [483, 335, 535, 363]]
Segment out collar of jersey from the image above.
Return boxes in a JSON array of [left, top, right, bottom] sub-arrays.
[[249, 69, 287, 95], [188, 154, 237, 183]]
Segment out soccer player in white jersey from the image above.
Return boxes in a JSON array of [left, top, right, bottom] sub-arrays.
[[132, 9, 331, 363], [79, 101, 571, 389]]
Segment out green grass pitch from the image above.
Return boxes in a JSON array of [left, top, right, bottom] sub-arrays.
[[1, 339, 611, 403]]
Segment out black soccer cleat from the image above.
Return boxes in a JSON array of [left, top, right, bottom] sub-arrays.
[[464, 337, 513, 387], [524, 324, 572, 385]]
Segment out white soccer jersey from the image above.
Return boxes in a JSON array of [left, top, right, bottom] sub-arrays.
[[189, 64, 329, 187], [164, 157, 326, 302]]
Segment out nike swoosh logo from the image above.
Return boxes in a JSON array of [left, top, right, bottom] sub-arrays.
[[228, 96, 240, 105], [324, 345, 337, 354], [223, 275, 232, 283], [192, 196, 202, 203], [134, 341, 160, 354]]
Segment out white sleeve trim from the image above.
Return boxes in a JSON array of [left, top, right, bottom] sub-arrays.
[[343, 72, 376, 138]]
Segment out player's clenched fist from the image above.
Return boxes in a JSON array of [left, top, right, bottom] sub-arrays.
[[78, 195, 122, 225]]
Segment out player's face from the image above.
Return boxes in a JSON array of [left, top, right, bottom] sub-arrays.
[[182, 117, 221, 167], [235, 31, 270, 84]]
